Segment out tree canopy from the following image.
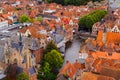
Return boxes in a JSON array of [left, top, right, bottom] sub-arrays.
[[16, 72, 29, 80], [44, 41, 59, 54], [36, 16, 43, 22], [44, 49, 63, 68], [37, 49, 63, 80], [37, 41, 63, 80], [37, 62, 56, 80], [79, 10, 107, 30], [46, 0, 103, 6], [19, 14, 43, 23], [19, 14, 30, 23]]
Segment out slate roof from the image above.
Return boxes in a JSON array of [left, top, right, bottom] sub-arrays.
[[10, 35, 41, 50], [28, 67, 36, 75], [0, 34, 41, 62], [0, 40, 6, 62], [37, 14, 58, 20], [53, 34, 64, 44], [6, 64, 23, 77], [0, 47, 5, 62], [30, 39, 39, 50], [11, 41, 23, 54], [22, 55, 27, 64]]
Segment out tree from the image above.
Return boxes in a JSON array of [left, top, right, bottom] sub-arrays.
[[36, 16, 43, 22], [44, 50, 63, 68], [37, 42, 60, 80], [44, 41, 58, 54], [15, 8, 22, 11], [46, 0, 52, 3], [16, 72, 29, 80], [37, 62, 56, 80], [42, 62, 51, 73], [79, 10, 107, 30], [46, 0, 103, 6], [19, 14, 30, 23], [64, 0, 71, 5], [37, 62, 51, 79]]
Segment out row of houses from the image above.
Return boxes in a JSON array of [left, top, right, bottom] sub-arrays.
[[92, 8, 120, 34], [0, 0, 108, 80]]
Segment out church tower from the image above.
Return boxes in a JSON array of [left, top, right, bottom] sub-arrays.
[[18, 33, 23, 54]]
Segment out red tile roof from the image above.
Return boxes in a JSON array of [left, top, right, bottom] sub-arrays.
[[58, 60, 84, 78], [81, 72, 115, 80]]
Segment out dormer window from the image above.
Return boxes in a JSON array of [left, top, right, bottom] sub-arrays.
[[108, 52, 112, 56]]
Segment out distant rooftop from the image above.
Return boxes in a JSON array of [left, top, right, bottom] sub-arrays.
[[109, 0, 120, 9]]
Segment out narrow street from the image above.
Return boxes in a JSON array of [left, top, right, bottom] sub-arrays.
[[63, 36, 81, 66]]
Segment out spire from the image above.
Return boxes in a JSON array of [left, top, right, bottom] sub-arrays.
[[19, 33, 22, 42], [19, 33, 22, 46], [18, 33, 23, 54]]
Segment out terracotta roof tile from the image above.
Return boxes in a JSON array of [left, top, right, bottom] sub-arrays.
[[100, 66, 120, 80], [1, 14, 10, 19], [81, 72, 115, 80], [58, 61, 85, 78], [19, 27, 28, 33]]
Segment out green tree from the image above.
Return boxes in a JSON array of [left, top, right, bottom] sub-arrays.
[[37, 62, 51, 79], [19, 14, 30, 23], [16, 72, 29, 80], [15, 8, 22, 11], [79, 10, 107, 30], [44, 41, 58, 54], [46, 0, 52, 3], [64, 0, 70, 5], [42, 62, 51, 73], [44, 50, 63, 68], [37, 62, 56, 80], [27, 18, 34, 23], [46, 0, 103, 6], [36, 16, 43, 22]]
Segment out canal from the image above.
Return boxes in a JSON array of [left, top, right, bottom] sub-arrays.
[[63, 36, 81, 66]]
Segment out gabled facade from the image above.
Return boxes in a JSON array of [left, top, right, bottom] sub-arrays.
[[0, 7, 3, 14], [111, 25, 120, 33]]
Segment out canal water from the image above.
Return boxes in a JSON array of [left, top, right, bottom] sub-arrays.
[[63, 37, 81, 66]]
